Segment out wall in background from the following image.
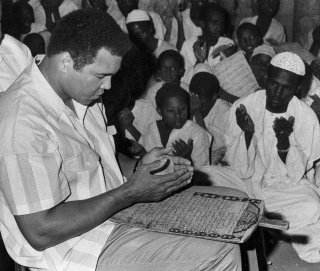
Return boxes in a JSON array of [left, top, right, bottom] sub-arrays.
[[107, 0, 320, 44]]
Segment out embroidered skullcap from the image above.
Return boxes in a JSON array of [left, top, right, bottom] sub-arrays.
[[126, 9, 150, 24], [251, 45, 276, 60], [270, 52, 305, 76]]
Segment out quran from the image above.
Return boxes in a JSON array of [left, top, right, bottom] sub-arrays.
[[211, 51, 259, 98], [111, 186, 264, 244]]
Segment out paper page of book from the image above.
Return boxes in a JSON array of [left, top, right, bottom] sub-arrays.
[[275, 43, 316, 65], [211, 51, 259, 98], [126, 192, 248, 236]]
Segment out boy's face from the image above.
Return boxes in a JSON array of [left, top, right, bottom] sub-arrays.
[[250, 54, 272, 89], [194, 88, 218, 115], [127, 21, 152, 50], [157, 96, 188, 129], [159, 58, 184, 84], [202, 10, 225, 41], [88, 0, 107, 11], [238, 29, 262, 57], [116, 0, 139, 17], [258, 0, 279, 18]]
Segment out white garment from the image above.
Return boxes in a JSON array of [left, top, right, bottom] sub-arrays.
[[141, 120, 210, 168], [0, 34, 32, 92], [180, 36, 234, 84], [169, 8, 202, 47], [153, 39, 177, 58], [306, 29, 320, 58], [240, 16, 286, 45], [303, 75, 320, 106], [204, 99, 231, 150], [208, 90, 320, 262], [116, 11, 167, 41], [125, 99, 160, 140], [29, 0, 79, 29]]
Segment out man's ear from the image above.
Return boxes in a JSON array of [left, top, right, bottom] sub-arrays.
[[59, 52, 74, 73]]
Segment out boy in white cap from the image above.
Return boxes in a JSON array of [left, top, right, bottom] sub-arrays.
[[126, 9, 177, 58], [200, 52, 320, 263], [114, 0, 166, 40], [249, 44, 276, 89]]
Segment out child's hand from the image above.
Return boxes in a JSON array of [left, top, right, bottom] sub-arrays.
[[193, 39, 207, 63], [190, 93, 202, 114], [172, 139, 193, 162], [310, 94, 320, 120], [118, 108, 134, 130], [211, 146, 227, 165]]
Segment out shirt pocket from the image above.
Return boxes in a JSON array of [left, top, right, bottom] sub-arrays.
[[63, 149, 100, 183]]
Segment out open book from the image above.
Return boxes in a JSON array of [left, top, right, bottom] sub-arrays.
[[111, 186, 264, 244]]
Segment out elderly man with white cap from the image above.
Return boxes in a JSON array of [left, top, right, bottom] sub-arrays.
[[126, 9, 177, 58], [199, 52, 320, 262]]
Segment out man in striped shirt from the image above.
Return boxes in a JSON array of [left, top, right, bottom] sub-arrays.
[[0, 9, 241, 271]]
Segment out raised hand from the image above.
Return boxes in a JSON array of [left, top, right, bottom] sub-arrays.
[[236, 104, 254, 134], [193, 38, 208, 64], [172, 139, 193, 162], [273, 116, 295, 150]]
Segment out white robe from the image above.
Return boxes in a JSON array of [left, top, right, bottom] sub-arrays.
[[201, 90, 320, 262], [141, 120, 210, 168], [169, 8, 202, 47], [204, 99, 231, 150], [240, 16, 286, 45], [124, 99, 160, 140]]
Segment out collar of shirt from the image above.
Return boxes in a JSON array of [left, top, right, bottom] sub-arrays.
[[28, 58, 79, 121]]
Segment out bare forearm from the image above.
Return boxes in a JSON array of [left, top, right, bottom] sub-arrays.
[[176, 19, 185, 51], [16, 185, 134, 251]]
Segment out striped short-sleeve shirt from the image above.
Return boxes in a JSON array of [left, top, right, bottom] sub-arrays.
[[0, 60, 125, 270]]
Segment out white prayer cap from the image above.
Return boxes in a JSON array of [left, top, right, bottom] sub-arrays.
[[270, 52, 305, 76], [126, 9, 150, 24], [251, 45, 276, 60]]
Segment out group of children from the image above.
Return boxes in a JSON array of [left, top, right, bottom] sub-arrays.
[[4, 0, 320, 170]]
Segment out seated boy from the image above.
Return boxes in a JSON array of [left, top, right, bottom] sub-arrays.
[[145, 50, 188, 108], [249, 44, 276, 89], [236, 22, 263, 61], [180, 3, 235, 84], [189, 72, 231, 163], [115, 0, 166, 40], [239, 0, 286, 45], [141, 83, 210, 168]]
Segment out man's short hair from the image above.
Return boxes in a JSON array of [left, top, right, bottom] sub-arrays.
[[47, 8, 131, 70]]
